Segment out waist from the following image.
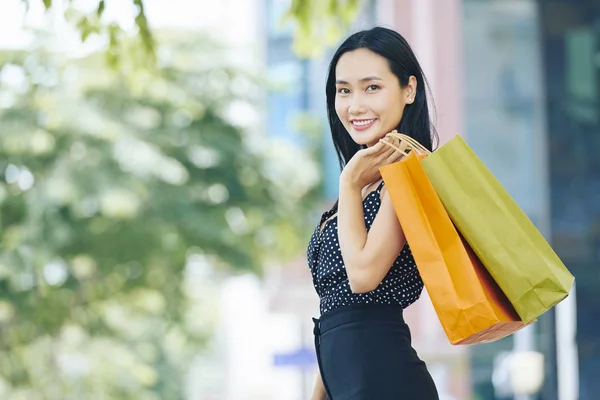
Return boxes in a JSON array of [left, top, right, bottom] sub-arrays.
[[314, 303, 405, 335]]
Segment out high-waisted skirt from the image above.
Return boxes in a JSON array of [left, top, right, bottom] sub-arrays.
[[312, 303, 439, 400]]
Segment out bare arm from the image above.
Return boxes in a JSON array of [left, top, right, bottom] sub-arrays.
[[337, 136, 406, 293], [312, 370, 326, 400], [338, 179, 406, 293]]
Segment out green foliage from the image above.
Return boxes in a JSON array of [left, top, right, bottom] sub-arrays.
[[34, 0, 362, 61], [0, 31, 320, 398], [24, 0, 155, 67], [283, 0, 361, 57]]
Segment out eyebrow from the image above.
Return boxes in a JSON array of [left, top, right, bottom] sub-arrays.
[[335, 76, 383, 85]]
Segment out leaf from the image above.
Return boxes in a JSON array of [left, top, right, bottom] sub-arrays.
[[77, 17, 91, 41], [328, 0, 337, 15], [97, 0, 105, 17], [283, 0, 363, 58]]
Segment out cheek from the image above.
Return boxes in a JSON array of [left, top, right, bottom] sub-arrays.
[[334, 99, 347, 120], [378, 94, 405, 124]]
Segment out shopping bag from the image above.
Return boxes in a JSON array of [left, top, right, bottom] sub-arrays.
[[418, 135, 574, 323], [380, 151, 527, 345]]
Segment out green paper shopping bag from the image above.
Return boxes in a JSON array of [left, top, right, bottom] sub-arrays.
[[418, 135, 574, 323]]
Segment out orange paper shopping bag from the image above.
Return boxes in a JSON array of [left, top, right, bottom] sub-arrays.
[[380, 152, 528, 345]]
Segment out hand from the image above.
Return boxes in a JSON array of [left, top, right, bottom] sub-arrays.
[[340, 131, 404, 190]]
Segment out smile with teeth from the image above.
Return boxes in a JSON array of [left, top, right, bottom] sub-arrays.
[[352, 119, 376, 126]]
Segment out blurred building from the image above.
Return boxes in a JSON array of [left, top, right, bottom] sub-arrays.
[[382, 1, 599, 400], [461, 1, 599, 400]]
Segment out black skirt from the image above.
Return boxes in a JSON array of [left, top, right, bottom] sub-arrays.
[[312, 304, 439, 400]]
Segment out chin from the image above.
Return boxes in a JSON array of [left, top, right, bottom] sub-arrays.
[[349, 130, 385, 147], [345, 120, 388, 147]]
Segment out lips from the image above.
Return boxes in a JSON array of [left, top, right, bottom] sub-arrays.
[[350, 118, 377, 131]]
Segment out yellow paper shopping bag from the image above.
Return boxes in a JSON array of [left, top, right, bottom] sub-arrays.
[[380, 151, 527, 345]]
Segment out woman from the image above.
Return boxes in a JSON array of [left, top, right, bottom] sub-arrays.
[[308, 27, 440, 399]]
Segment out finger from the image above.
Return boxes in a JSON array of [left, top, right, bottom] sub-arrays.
[[379, 137, 400, 156], [379, 135, 396, 148], [384, 130, 398, 141], [362, 140, 383, 153], [394, 150, 406, 161], [390, 141, 410, 159], [373, 138, 390, 154], [385, 149, 404, 165], [382, 147, 397, 161], [376, 145, 394, 162], [376, 147, 398, 167], [386, 138, 400, 152]]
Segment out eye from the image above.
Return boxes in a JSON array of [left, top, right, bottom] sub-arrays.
[[337, 87, 350, 94], [366, 84, 380, 92]]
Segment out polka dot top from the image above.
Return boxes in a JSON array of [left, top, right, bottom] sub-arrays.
[[307, 181, 424, 315]]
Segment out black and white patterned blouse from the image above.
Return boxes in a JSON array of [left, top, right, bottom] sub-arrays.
[[307, 181, 424, 315]]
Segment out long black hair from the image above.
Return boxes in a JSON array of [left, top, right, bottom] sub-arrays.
[[326, 27, 438, 170]]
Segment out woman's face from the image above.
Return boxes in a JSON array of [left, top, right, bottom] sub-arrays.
[[334, 48, 416, 147]]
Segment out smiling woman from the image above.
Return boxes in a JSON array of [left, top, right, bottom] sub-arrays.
[[334, 48, 416, 147], [326, 27, 436, 170], [307, 27, 440, 400]]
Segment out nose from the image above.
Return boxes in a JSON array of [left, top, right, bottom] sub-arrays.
[[348, 94, 367, 116]]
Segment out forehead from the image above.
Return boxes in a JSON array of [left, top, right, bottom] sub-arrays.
[[335, 48, 392, 81]]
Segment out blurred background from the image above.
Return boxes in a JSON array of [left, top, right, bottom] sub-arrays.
[[0, 0, 598, 399]]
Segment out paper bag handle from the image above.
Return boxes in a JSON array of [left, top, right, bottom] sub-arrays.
[[381, 132, 431, 156]]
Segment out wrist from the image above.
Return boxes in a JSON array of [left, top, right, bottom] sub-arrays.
[[339, 172, 362, 192]]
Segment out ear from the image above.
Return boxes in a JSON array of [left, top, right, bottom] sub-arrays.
[[405, 76, 417, 104]]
